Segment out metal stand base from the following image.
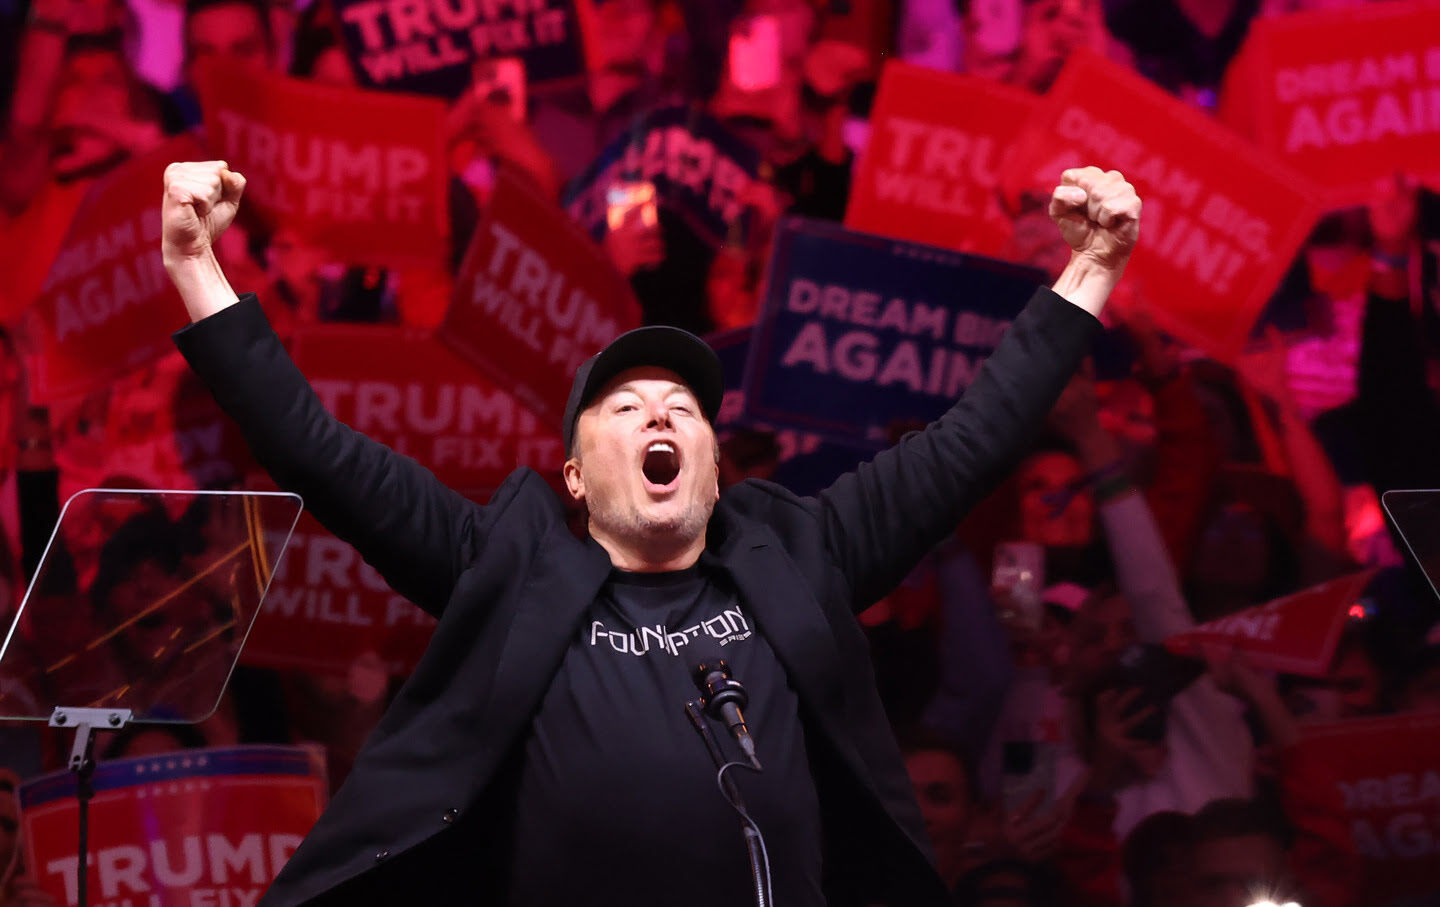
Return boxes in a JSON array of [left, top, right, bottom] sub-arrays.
[[49, 707, 131, 907]]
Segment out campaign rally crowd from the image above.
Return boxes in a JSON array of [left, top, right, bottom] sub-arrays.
[[2, 0, 1440, 903]]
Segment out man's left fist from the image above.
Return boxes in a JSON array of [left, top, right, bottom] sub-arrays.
[[1048, 167, 1141, 273]]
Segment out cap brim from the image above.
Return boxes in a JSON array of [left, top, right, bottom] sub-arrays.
[[565, 326, 724, 455]]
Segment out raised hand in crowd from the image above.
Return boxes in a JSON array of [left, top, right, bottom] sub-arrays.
[[1047, 366, 1127, 478], [445, 89, 562, 201], [1084, 687, 1166, 796], [1202, 642, 1298, 748], [603, 202, 665, 277], [994, 779, 1086, 864]]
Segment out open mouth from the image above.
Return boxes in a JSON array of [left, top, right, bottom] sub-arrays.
[[641, 440, 681, 489]]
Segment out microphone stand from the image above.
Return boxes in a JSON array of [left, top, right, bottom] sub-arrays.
[[49, 706, 133, 907], [685, 700, 769, 907]]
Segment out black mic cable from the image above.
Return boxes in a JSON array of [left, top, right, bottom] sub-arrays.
[[685, 700, 773, 907]]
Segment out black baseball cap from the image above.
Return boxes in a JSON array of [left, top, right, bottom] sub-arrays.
[[562, 325, 725, 457]]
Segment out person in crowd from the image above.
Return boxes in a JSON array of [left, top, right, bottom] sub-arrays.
[[0, 769, 59, 907], [1105, 0, 1261, 102], [901, 734, 1082, 902], [1207, 647, 1361, 907], [1122, 809, 1198, 906], [0, 12, 164, 321], [176, 0, 275, 118], [1280, 627, 1385, 724], [1396, 639, 1440, 713], [1009, 0, 1125, 93], [159, 147, 1138, 904], [864, 537, 1014, 758], [1009, 370, 1255, 838]]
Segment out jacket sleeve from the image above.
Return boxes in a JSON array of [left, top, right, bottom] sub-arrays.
[[172, 294, 493, 617], [814, 288, 1100, 610]]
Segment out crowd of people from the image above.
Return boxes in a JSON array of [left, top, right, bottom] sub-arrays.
[[1, 0, 1439, 904]]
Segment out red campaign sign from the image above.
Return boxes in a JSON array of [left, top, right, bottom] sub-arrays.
[[439, 169, 640, 428], [20, 745, 327, 907], [1000, 49, 1321, 362], [21, 134, 205, 404], [242, 510, 439, 676], [845, 61, 1036, 257], [1295, 713, 1440, 905], [289, 323, 565, 496], [1219, 1, 1440, 207], [1165, 569, 1376, 676], [197, 60, 449, 269], [100, 352, 257, 491]]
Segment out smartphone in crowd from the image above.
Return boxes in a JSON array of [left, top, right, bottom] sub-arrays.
[[471, 56, 527, 120], [1000, 738, 1056, 815], [1095, 642, 1207, 744], [605, 180, 659, 232], [728, 14, 782, 92], [992, 541, 1045, 631]]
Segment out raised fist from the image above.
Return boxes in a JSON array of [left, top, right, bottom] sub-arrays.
[[161, 160, 246, 267], [1048, 167, 1141, 272]]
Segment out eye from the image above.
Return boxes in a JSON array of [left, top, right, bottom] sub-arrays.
[[616, 404, 637, 413], [671, 405, 693, 416]]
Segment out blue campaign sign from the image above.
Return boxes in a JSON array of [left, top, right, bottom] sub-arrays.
[[742, 218, 1045, 445], [706, 326, 752, 431], [331, 0, 586, 99], [564, 106, 763, 248], [705, 325, 872, 495]]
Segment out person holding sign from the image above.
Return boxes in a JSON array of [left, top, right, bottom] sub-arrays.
[[158, 157, 1139, 906]]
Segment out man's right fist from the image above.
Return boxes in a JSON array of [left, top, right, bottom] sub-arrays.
[[161, 161, 245, 266]]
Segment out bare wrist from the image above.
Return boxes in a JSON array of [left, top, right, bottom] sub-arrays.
[[1051, 253, 1124, 318], [164, 252, 240, 321]]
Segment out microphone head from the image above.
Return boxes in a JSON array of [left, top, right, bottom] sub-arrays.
[[691, 658, 731, 691], [686, 640, 728, 690]]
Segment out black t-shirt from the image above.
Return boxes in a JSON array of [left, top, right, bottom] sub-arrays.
[[506, 564, 825, 906]]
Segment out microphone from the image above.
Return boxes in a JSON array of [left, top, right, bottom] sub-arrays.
[[691, 657, 762, 771]]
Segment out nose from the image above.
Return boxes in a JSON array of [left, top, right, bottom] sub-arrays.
[[644, 400, 672, 430]]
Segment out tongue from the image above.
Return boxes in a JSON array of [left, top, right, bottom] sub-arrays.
[[643, 449, 680, 486]]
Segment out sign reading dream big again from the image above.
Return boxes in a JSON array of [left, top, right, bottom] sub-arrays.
[[742, 218, 1044, 446]]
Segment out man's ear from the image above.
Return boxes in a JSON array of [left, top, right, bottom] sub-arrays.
[[563, 457, 585, 501]]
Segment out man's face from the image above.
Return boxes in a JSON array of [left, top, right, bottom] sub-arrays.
[[50, 49, 133, 176], [565, 367, 719, 552], [1017, 451, 1093, 547], [184, 1, 272, 85], [105, 560, 215, 670], [1286, 644, 1381, 724], [1192, 503, 1273, 596], [904, 749, 971, 883], [1016, 0, 1095, 91], [1190, 834, 1289, 907]]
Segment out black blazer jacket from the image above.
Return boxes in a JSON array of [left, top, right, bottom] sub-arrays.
[[174, 287, 1098, 906]]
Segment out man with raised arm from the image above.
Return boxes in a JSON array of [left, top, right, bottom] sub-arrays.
[[160, 159, 1139, 906]]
